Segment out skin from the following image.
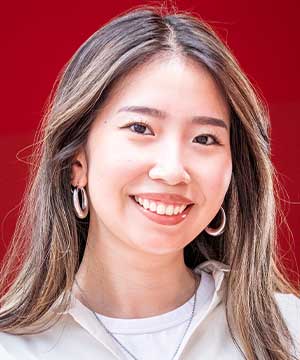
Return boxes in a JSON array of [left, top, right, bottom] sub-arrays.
[[71, 55, 232, 318]]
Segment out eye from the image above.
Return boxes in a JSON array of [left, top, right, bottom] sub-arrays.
[[120, 121, 222, 146], [121, 121, 153, 135], [193, 134, 221, 146]]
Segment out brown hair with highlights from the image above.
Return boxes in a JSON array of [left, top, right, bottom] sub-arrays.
[[0, 4, 299, 359]]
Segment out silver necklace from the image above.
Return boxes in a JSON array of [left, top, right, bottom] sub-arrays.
[[74, 273, 199, 360]]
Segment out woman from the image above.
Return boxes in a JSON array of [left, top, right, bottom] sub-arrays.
[[0, 4, 299, 360]]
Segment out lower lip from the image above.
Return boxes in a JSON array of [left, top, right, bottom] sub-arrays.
[[129, 196, 194, 226]]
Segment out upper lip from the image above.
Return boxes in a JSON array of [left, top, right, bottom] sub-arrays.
[[131, 193, 194, 205]]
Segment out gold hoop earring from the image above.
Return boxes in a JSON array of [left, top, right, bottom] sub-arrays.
[[72, 186, 89, 219], [204, 207, 226, 236]]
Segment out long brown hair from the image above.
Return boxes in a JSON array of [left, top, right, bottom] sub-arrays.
[[0, 4, 299, 359]]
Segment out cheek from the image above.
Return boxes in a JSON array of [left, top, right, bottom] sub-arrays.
[[86, 143, 141, 206], [199, 155, 232, 198]]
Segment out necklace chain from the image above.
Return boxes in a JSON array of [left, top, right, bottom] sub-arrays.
[[74, 273, 199, 360]]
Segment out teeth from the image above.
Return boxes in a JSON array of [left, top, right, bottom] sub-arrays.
[[149, 201, 156, 212], [133, 196, 187, 216]]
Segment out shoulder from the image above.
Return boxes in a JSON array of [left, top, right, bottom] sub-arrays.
[[0, 314, 71, 359], [274, 292, 300, 326], [274, 292, 300, 350], [0, 342, 16, 359], [0, 330, 31, 360]]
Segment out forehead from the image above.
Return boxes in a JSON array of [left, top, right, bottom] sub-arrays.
[[100, 55, 230, 126]]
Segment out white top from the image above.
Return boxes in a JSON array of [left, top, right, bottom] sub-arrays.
[[93, 269, 213, 360], [0, 260, 299, 360]]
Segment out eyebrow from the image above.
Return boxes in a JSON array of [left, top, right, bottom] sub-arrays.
[[117, 106, 228, 130]]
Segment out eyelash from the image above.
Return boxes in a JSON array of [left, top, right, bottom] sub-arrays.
[[121, 121, 222, 146]]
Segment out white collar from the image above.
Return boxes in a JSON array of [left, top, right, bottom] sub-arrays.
[[51, 259, 230, 360]]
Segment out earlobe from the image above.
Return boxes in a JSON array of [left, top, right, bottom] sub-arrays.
[[70, 148, 88, 187]]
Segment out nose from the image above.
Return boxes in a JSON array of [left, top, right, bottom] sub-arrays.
[[148, 148, 191, 186]]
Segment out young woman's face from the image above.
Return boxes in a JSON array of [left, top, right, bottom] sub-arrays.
[[73, 56, 232, 255]]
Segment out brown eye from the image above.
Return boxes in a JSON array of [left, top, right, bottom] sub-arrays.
[[131, 123, 148, 134], [194, 134, 220, 145], [122, 121, 153, 135]]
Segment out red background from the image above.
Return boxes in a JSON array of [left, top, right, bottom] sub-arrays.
[[0, 1, 299, 280]]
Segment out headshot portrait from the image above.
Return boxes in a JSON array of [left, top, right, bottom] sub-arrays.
[[0, 2, 299, 359]]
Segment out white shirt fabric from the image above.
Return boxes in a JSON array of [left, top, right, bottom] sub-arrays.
[[93, 268, 214, 360], [0, 259, 299, 360]]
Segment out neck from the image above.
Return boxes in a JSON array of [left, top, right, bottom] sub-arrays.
[[73, 233, 200, 319]]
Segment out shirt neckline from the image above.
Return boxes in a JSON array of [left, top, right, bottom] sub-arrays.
[[94, 270, 215, 334], [50, 260, 229, 360]]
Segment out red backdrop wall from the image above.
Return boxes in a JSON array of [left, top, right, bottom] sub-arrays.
[[0, 0, 299, 280]]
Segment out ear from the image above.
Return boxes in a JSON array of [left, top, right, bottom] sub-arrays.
[[70, 146, 88, 187]]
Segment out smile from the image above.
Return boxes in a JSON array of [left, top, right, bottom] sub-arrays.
[[129, 196, 194, 226]]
